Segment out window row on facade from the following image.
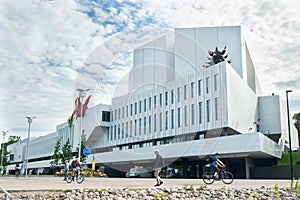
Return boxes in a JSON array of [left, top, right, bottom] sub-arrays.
[[109, 97, 220, 141], [112, 74, 219, 122]]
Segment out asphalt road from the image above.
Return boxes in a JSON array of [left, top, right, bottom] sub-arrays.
[[0, 176, 292, 191]]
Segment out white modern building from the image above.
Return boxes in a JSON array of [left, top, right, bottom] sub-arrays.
[[7, 26, 298, 178]]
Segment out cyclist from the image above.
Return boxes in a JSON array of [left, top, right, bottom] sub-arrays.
[[208, 153, 225, 179], [71, 158, 81, 181]]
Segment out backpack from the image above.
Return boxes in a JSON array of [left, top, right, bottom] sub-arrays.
[[206, 156, 214, 163]]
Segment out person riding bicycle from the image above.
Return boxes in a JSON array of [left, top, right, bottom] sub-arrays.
[[71, 158, 81, 181], [208, 153, 225, 179]]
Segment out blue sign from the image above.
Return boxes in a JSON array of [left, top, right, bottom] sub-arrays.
[[83, 147, 92, 156]]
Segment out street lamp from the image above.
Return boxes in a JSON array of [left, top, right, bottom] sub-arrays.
[[76, 88, 90, 162], [286, 90, 293, 181], [25, 116, 35, 177], [1, 130, 8, 175]]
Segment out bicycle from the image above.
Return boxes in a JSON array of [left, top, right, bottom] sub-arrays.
[[202, 166, 234, 184], [66, 168, 85, 184]]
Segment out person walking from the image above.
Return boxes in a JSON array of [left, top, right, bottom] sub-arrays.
[[153, 150, 164, 186], [63, 159, 69, 181], [15, 163, 20, 178]]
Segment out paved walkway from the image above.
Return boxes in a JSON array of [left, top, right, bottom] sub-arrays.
[[0, 176, 292, 191]]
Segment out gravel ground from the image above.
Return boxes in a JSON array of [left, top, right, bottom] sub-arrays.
[[2, 186, 299, 200]]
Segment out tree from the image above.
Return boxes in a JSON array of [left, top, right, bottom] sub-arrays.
[[0, 135, 20, 167], [293, 112, 300, 146], [50, 138, 62, 167], [61, 138, 72, 162]]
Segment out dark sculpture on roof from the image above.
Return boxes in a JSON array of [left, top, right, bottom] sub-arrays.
[[203, 46, 231, 68]]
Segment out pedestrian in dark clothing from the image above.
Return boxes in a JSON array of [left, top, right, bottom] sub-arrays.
[[63, 159, 69, 181], [153, 150, 164, 186]]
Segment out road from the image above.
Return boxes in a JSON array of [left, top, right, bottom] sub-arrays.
[[0, 176, 292, 191]]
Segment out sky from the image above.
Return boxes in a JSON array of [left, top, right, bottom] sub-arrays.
[[0, 0, 299, 141]]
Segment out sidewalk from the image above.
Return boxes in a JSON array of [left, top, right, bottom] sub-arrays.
[[0, 176, 292, 191]]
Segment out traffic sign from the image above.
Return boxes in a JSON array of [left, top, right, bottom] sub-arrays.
[[83, 147, 92, 156]]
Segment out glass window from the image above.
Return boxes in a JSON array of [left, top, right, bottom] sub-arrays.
[[171, 109, 175, 129], [144, 99, 147, 112], [154, 95, 157, 108], [207, 99, 211, 122], [165, 111, 168, 130], [159, 93, 162, 107], [149, 116, 152, 133], [177, 87, 181, 102], [126, 105, 128, 117], [171, 90, 174, 104], [199, 102, 203, 124], [177, 107, 181, 128], [191, 82, 194, 98], [144, 117, 146, 134], [198, 79, 202, 96], [154, 114, 157, 132], [159, 112, 162, 131], [165, 91, 168, 106], [206, 77, 210, 94], [139, 101, 142, 114], [184, 85, 187, 100], [149, 97, 152, 110], [135, 102, 137, 115], [130, 104, 133, 116], [139, 118, 142, 135]]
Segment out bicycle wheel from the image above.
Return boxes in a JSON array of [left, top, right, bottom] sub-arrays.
[[76, 173, 85, 184], [202, 172, 215, 184], [221, 171, 234, 184], [66, 174, 73, 183]]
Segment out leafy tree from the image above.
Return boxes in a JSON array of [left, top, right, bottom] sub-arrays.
[[50, 138, 62, 167], [61, 138, 72, 162], [293, 112, 300, 146], [0, 135, 20, 167]]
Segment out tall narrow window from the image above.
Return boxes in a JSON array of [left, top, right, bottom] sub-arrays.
[[154, 95, 157, 108], [126, 105, 128, 117], [165, 91, 168, 106], [184, 106, 188, 126], [118, 124, 120, 139], [130, 104, 133, 116], [214, 74, 218, 91], [198, 79, 202, 96], [184, 85, 187, 100], [171, 90, 174, 104], [130, 121, 132, 137], [191, 104, 195, 125], [159, 112, 162, 131], [139, 118, 142, 135], [177, 107, 181, 128], [206, 99, 211, 122], [139, 101, 142, 114], [191, 82, 194, 98], [122, 107, 124, 118], [199, 102, 203, 124], [126, 122, 128, 137], [122, 123, 124, 138], [118, 108, 121, 119], [215, 97, 219, 120], [149, 116, 152, 133], [159, 93, 162, 107], [135, 102, 137, 115], [171, 109, 175, 129], [206, 77, 210, 94], [177, 87, 181, 102], [134, 120, 137, 136], [144, 99, 147, 112], [165, 111, 168, 130], [149, 97, 152, 110], [144, 117, 146, 134]]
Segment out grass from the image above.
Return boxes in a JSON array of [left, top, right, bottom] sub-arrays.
[[277, 152, 300, 166]]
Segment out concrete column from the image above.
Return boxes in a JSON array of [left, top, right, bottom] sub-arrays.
[[182, 158, 188, 178], [245, 157, 254, 179]]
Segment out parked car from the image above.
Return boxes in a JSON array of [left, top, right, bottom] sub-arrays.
[[126, 167, 152, 178]]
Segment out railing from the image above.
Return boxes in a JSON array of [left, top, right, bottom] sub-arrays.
[[0, 186, 12, 200]]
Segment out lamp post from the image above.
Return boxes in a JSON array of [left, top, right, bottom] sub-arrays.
[[1, 130, 8, 175], [286, 90, 293, 181], [25, 116, 35, 177], [76, 88, 90, 162]]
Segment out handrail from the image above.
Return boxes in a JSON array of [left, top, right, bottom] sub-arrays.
[[0, 186, 12, 200]]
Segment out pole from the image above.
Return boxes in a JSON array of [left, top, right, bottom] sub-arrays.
[[286, 90, 293, 181], [25, 117, 34, 178], [79, 95, 83, 162]]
